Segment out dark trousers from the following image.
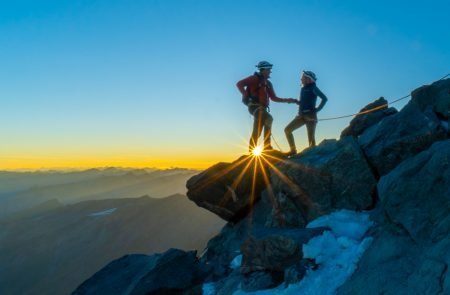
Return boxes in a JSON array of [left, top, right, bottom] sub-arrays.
[[249, 105, 273, 149], [284, 112, 317, 151]]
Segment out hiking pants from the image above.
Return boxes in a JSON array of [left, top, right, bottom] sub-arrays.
[[284, 112, 317, 150], [249, 105, 273, 149]]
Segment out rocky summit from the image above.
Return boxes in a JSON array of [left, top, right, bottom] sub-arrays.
[[74, 78, 450, 294]]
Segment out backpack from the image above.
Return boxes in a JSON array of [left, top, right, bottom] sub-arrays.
[[242, 73, 272, 106]]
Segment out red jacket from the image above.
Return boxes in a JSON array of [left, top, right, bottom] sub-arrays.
[[236, 73, 287, 107]]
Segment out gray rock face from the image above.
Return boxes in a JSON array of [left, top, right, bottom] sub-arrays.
[[271, 137, 376, 227], [340, 97, 398, 138], [186, 152, 286, 222], [201, 190, 275, 279], [241, 271, 284, 292], [240, 235, 301, 273], [338, 140, 450, 295], [410, 78, 450, 119], [377, 139, 450, 243], [358, 103, 447, 176], [73, 249, 208, 295], [208, 226, 326, 294]]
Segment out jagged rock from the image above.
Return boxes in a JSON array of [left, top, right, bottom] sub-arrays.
[[240, 235, 301, 273], [340, 97, 398, 138], [201, 190, 274, 278], [73, 249, 208, 295], [284, 259, 317, 286], [271, 136, 376, 227], [213, 270, 242, 295], [206, 226, 326, 293], [338, 140, 450, 295], [202, 185, 327, 279], [358, 103, 447, 176], [186, 151, 286, 222], [241, 271, 284, 292], [377, 139, 450, 242], [410, 78, 450, 120]]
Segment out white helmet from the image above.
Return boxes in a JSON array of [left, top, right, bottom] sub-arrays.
[[256, 61, 273, 69], [302, 70, 317, 82]]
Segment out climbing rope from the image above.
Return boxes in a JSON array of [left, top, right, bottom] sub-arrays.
[[319, 72, 450, 122], [266, 72, 449, 153]]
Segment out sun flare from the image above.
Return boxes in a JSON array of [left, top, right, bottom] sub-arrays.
[[252, 146, 263, 157]]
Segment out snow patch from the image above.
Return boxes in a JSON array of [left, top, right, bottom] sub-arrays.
[[232, 209, 374, 295], [230, 254, 243, 269], [203, 282, 216, 295], [88, 208, 117, 217]]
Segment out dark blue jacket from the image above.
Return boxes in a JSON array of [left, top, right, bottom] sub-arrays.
[[299, 83, 328, 114]]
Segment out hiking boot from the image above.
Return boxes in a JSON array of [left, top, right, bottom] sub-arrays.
[[264, 145, 274, 151]]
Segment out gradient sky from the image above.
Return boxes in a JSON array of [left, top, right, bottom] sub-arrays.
[[1, 0, 449, 170]]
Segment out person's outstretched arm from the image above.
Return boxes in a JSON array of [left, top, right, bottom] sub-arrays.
[[267, 82, 297, 103]]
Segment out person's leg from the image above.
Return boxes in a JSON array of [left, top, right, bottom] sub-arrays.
[[305, 113, 318, 147], [249, 107, 264, 151], [263, 111, 274, 149], [284, 115, 305, 153]]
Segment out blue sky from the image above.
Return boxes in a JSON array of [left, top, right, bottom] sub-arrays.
[[1, 0, 449, 169]]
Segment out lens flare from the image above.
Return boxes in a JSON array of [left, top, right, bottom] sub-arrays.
[[252, 146, 263, 157]]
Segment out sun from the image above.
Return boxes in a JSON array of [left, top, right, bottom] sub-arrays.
[[251, 146, 263, 157]]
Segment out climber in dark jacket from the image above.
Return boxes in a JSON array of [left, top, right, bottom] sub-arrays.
[[284, 70, 328, 155], [237, 61, 297, 153]]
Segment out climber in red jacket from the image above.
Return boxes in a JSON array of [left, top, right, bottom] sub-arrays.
[[237, 61, 297, 153]]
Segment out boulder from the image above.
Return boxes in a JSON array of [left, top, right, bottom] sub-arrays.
[[186, 151, 286, 222], [340, 97, 398, 138], [410, 78, 450, 120], [377, 139, 450, 242], [240, 235, 301, 273], [270, 136, 376, 227], [73, 249, 208, 295], [358, 103, 447, 176]]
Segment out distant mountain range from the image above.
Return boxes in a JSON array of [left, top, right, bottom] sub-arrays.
[[0, 168, 199, 218], [0, 194, 225, 295]]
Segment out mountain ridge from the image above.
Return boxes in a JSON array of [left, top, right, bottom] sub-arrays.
[[74, 78, 450, 294]]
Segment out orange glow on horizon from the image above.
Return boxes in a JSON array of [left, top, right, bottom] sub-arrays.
[[0, 154, 240, 171]]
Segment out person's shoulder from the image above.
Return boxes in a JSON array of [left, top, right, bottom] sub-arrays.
[[244, 74, 259, 83]]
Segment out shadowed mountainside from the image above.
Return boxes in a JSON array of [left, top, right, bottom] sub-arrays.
[[0, 194, 225, 295]]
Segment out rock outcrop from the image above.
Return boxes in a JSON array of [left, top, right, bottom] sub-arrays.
[[270, 136, 377, 227], [358, 103, 447, 176], [340, 96, 398, 138], [410, 78, 450, 120], [186, 151, 285, 222], [73, 249, 208, 295]]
